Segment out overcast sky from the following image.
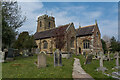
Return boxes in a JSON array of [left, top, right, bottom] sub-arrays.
[[18, 2, 118, 40]]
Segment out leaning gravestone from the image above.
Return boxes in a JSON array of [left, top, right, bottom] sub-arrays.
[[84, 54, 93, 64], [97, 51, 107, 72], [54, 49, 62, 67], [6, 48, 14, 61], [37, 51, 46, 68]]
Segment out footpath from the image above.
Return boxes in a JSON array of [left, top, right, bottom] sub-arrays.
[[72, 58, 94, 80]]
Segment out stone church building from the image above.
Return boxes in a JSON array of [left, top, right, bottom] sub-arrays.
[[34, 14, 103, 55]]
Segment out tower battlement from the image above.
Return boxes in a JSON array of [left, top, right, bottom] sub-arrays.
[[37, 14, 55, 32]]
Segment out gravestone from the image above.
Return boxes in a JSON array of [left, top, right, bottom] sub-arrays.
[[14, 49, 19, 57], [54, 49, 62, 67], [97, 51, 107, 72], [37, 51, 46, 68], [6, 48, 14, 61], [84, 54, 93, 64], [35, 48, 40, 54], [3, 49, 8, 60], [114, 52, 119, 69], [107, 52, 110, 61], [0, 48, 5, 62], [23, 50, 29, 57], [31, 48, 35, 54]]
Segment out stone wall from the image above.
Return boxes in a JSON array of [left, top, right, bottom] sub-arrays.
[[76, 24, 103, 55]]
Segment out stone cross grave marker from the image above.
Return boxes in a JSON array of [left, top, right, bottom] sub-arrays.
[[54, 49, 62, 67], [37, 51, 46, 68], [6, 48, 14, 61], [84, 54, 93, 64], [115, 52, 119, 69], [97, 51, 107, 72], [107, 52, 110, 61]]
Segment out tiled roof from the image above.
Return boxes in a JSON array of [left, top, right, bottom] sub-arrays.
[[34, 24, 70, 40], [76, 24, 95, 37]]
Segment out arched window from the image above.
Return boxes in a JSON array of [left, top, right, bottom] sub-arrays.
[[70, 37, 74, 48], [83, 40, 90, 49], [43, 40, 48, 49], [40, 21, 42, 27], [48, 22, 50, 28]]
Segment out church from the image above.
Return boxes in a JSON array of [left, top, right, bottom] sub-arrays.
[[34, 14, 103, 55]]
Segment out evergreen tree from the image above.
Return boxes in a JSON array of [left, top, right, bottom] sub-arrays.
[[101, 39, 107, 53], [13, 32, 37, 51], [2, 1, 26, 48], [110, 36, 118, 52]]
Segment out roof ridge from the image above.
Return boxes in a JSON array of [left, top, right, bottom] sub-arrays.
[[57, 23, 70, 28], [81, 24, 96, 28], [36, 23, 70, 33]]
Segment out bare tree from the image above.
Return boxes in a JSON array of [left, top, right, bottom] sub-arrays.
[[102, 35, 111, 51], [53, 27, 66, 51]]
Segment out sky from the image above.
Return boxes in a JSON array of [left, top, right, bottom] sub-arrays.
[[18, 2, 118, 40]]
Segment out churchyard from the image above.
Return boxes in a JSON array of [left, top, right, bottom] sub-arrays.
[[1, 1, 120, 80], [2, 53, 74, 78], [1, 49, 120, 79]]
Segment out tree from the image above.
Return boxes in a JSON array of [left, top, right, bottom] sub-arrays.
[[102, 35, 111, 52], [116, 41, 120, 52], [110, 36, 118, 53], [13, 31, 37, 51], [101, 39, 107, 53], [2, 1, 26, 48], [53, 27, 66, 51]]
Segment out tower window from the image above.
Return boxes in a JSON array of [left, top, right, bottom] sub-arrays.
[[40, 21, 42, 27], [48, 22, 50, 28]]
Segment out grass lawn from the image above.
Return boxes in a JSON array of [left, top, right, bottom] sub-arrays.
[[2, 54, 74, 78], [76, 54, 118, 80], [2, 54, 119, 79]]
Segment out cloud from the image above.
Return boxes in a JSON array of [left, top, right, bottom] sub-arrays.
[[99, 19, 118, 39], [17, 2, 118, 40], [18, 2, 43, 34], [82, 11, 102, 19]]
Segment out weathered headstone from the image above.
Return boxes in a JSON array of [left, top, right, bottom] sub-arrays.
[[23, 50, 29, 57], [114, 52, 119, 69], [0, 48, 5, 62], [62, 52, 71, 59], [54, 49, 62, 67], [97, 51, 107, 72], [37, 51, 46, 68], [35, 48, 40, 54], [84, 54, 93, 64], [6, 48, 14, 61], [107, 52, 110, 61], [3, 49, 8, 60], [14, 49, 19, 57]]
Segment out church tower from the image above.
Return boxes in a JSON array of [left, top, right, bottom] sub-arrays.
[[37, 14, 55, 32]]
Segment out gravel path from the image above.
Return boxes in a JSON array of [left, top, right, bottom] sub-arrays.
[[72, 58, 95, 80]]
